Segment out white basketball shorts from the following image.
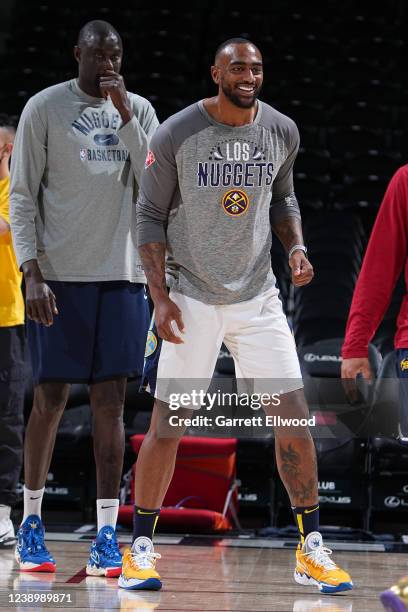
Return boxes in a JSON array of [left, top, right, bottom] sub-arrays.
[[155, 286, 303, 404]]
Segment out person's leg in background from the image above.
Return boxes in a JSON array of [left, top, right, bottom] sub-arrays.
[[395, 348, 408, 443], [0, 325, 25, 546], [85, 282, 150, 578], [16, 280, 97, 573], [16, 381, 70, 572], [86, 378, 127, 577], [379, 349, 408, 611]]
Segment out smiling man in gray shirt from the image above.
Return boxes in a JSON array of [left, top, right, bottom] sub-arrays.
[[118, 39, 353, 595], [10, 20, 158, 577]]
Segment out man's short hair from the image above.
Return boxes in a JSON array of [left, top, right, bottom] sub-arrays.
[[77, 19, 122, 48], [214, 37, 258, 63]]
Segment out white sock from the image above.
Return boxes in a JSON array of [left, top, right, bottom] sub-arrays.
[[22, 486, 45, 522], [96, 499, 119, 532], [0, 504, 11, 521]]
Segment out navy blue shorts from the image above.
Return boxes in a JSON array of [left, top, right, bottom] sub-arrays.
[[396, 348, 408, 438], [28, 281, 149, 385]]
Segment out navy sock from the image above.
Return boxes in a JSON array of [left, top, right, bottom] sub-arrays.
[[292, 504, 319, 545], [133, 505, 160, 542]]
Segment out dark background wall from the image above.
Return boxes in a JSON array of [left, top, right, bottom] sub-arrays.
[[4, 1, 408, 531], [1, 0, 405, 353]]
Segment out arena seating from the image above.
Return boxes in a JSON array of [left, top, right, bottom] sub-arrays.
[[118, 435, 239, 533], [293, 213, 367, 345]]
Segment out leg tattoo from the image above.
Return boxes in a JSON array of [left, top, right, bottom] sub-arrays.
[[277, 440, 318, 507]]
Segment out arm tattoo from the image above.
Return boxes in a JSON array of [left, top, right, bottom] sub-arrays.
[[138, 242, 167, 298], [272, 217, 304, 254]]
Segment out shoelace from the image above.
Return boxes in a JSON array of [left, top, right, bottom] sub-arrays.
[[302, 545, 338, 573], [130, 550, 161, 570], [99, 534, 120, 559], [25, 527, 47, 554]]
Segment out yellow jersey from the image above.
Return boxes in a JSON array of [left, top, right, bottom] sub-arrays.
[[0, 177, 24, 326]]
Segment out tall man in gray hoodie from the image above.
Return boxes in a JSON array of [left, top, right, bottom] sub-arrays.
[[10, 20, 158, 576]]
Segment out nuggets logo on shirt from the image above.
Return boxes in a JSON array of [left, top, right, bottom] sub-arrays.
[[197, 138, 274, 188], [145, 150, 156, 169], [222, 189, 249, 217], [72, 109, 130, 163]]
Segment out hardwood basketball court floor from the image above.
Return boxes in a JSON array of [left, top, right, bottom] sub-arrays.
[[1, 531, 406, 611]]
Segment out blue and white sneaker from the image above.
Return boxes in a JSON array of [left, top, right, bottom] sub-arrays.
[[15, 515, 56, 572], [86, 525, 122, 577]]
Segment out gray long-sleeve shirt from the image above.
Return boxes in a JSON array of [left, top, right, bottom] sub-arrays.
[[10, 79, 159, 282], [137, 100, 301, 304]]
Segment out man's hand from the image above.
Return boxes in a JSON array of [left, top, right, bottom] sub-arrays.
[[341, 357, 372, 403], [26, 279, 58, 326], [99, 70, 133, 124], [154, 296, 185, 344], [22, 260, 58, 326], [341, 357, 372, 382], [289, 251, 314, 287], [0, 142, 12, 180]]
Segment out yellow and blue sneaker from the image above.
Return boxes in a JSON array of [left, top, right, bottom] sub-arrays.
[[380, 576, 408, 611], [294, 531, 353, 594], [86, 526, 122, 577], [15, 515, 56, 572], [118, 537, 162, 591]]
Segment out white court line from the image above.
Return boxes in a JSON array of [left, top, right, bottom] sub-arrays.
[[45, 532, 182, 545], [220, 538, 385, 552]]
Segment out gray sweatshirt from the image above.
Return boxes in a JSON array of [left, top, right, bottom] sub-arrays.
[[137, 100, 301, 305], [10, 79, 159, 282]]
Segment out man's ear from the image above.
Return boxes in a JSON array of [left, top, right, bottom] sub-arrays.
[[73, 46, 81, 64], [211, 65, 220, 85]]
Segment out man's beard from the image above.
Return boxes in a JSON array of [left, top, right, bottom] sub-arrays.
[[221, 81, 261, 108]]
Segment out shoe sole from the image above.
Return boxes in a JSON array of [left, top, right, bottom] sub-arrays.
[[118, 576, 162, 590], [15, 550, 56, 573], [86, 564, 121, 578], [380, 590, 407, 612], [19, 562, 56, 572], [294, 570, 353, 594]]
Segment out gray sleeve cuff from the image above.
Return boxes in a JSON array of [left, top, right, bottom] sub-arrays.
[[137, 218, 166, 246], [270, 192, 301, 225], [118, 115, 149, 182], [136, 196, 168, 247]]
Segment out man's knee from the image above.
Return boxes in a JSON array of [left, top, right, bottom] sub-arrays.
[[32, 383, 70, 419], [144, 424, 183, 450], [265, 388, 309, 418], [147, 400, 189, 442], [266, 388, 313, 439], [90, 379, 126, 420]]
